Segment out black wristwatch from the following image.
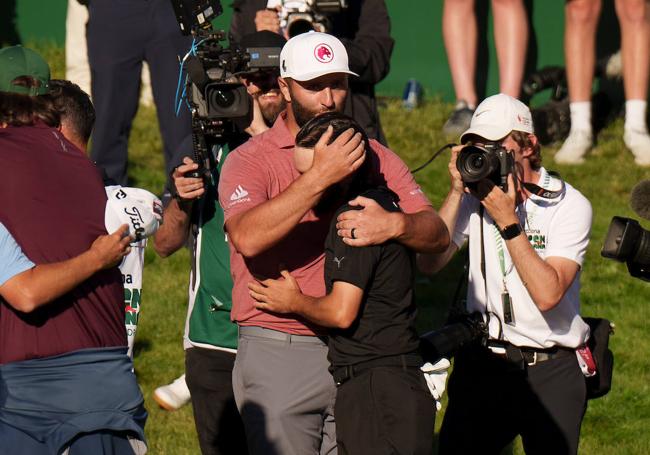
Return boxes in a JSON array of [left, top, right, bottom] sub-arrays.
[[500, 223, 523, 240]]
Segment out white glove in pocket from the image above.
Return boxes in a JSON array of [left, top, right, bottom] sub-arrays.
[[420, 358, 451, 411]]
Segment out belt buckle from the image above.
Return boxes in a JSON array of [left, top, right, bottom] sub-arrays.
[[526, 351, 538, 366]]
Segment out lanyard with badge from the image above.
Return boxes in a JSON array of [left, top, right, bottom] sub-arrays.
[[492, 224, 516, 326], [479, 171, 565, 335]]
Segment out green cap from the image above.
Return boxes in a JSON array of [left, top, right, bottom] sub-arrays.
[[0, 45, 51, 96]]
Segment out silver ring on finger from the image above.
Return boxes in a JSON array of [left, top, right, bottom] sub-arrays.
[[351, 228, 356, 239]]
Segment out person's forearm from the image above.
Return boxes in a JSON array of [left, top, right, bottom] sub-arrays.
[[396, 209, 450, 254], [153, 199, 192, 257], [5, 251, 104, 313], [227, 171, 327, 257], [290, 293, 353, 329], [340, 0, 393, 84], [505, 234, 566, 311], [417, 189, 462, 273]]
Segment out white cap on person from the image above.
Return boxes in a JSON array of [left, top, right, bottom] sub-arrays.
[[460, 94, 534, 144], [280, 31, 358, 81]]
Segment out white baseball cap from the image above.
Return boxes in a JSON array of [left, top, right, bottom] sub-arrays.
[[280, 31, 358, 81], [460, 94, 534, 143]]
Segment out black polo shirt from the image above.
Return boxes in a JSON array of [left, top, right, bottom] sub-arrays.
[[325, 187, 420, 368]]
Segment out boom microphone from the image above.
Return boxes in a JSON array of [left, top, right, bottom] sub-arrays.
[[630, 179, 650, 221]]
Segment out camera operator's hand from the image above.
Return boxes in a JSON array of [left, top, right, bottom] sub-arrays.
[[449, 146, 465, 195], [475, 174, 519, 230], [307, 126, 366, 191], [173, 157, 205, 201], [255, 7, 282, 35]]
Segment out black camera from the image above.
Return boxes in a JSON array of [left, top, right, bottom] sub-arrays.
[[601, 180, 650, 281], [170, 0, 282, 181], [457, 143, 515, 192], [419, 312, 488, 362], [278, 0, 348, 38], [602, 216, 650, 281], [522, 66, 567, 102]]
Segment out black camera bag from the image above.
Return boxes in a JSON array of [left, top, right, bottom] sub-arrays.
[[583, 317, 614, 399]]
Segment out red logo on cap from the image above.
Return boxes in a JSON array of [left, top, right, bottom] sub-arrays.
[[314, 44, 334, 63]]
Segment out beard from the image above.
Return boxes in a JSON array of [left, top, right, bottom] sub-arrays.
[[258, 93, 286, 126], [289, 89, 343, 127], [292, 97, 325, 128]]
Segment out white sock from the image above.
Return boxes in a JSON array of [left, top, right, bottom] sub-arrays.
[[569, 101, 592, 133], [625, 99, 648, 133]]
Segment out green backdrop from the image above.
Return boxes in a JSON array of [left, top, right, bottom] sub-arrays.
[[6, 0, 621, 100]]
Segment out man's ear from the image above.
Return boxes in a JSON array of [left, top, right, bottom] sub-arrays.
[[520, 133, 539, 159], [278, 77, 291, 103]]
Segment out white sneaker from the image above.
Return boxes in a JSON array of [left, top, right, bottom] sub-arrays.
[[624, 129, 650, 166], [153, 374, 191, 411], [554, 129, 593, 164]]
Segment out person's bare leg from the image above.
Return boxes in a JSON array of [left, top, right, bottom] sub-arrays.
[[491, 0, 528, 98], [443, 0, 478, 106], [617, 0, 650, 165], [556, 0, 602, 164], [442, 0, 479, 136]]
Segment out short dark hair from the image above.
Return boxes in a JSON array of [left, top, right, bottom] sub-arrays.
[[510, 130, 542, 169], [296, 111, 370, 150], [0, 76, 60, 127], [49, 79, 95, 144], [295, 111, 374, 196]]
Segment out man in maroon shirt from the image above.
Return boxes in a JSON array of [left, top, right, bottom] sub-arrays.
[[218, 33, 449, 455], [0, 45, 146, 454]]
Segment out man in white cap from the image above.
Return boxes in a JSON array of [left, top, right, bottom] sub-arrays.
[[419, 93, 593, 455], [218, 32, 448, 454]]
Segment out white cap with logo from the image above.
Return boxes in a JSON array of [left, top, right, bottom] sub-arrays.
[[280, 31, 359, 81], [460, 94, 534, 144]]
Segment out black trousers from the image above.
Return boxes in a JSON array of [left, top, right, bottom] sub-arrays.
[[335, 366, 436, 455], [185, 347, 248, 455], [439, 347, 587, 455], [87, 0, 192, 186]]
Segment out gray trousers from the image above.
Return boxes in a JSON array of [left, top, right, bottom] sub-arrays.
[[233, 326, 337, 455]]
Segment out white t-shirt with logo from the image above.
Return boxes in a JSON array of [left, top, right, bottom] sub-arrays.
[[105, 185, 146, 358], [452, 167, 592, 349]]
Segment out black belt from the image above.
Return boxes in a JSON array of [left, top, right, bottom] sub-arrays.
[[331, 353, 423, 387], [486, 340, 575, 367]]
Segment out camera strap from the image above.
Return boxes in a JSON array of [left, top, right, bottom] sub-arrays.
[[479, 206, 503, 341], [522, 171, 565, 200]]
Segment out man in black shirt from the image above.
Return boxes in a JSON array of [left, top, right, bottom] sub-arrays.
[[249, 112, 435, 455]]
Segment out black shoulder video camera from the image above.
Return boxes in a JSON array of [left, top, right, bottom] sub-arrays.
[[602, 216, 650, 281], [170, 0, 282, 180], [457, 142, 514, 192], [601, 180, 650, 281]]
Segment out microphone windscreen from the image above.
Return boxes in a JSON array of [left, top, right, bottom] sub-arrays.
[[630, 180, 650, 220], [186, 56, 209, 93]]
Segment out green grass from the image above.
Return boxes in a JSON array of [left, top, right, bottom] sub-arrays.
[[33, 43, 650, 454]]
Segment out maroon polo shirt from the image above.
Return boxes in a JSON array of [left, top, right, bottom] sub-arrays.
[[0, 123, 126, 364]]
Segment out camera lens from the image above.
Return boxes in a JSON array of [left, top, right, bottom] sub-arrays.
[[457, 145, 500, 183], [469, 154, 485, 170], [288, 19, 315, 38], [209, 89, 235, 109]]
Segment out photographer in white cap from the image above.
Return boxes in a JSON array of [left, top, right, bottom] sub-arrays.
[[218, 32, 448, 454], [419, 93, 593, 455]]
